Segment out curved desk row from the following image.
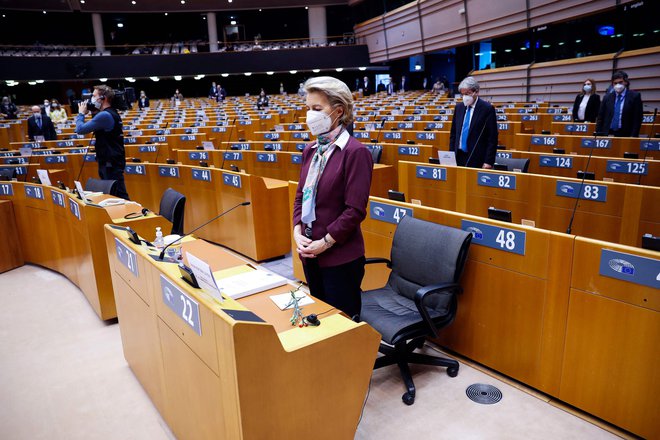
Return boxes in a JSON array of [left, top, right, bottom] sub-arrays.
[[104, 225, 379, 440], [0, 181, 169, 319], [397, 161, 659, 247], [289, 185, 658, 439]]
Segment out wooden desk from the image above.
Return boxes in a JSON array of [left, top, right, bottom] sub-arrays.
[[0, 182, 169, 319], [104, 225, 380, 439], [123, 164, 291, 261], [290, 192, 658, 438], [0, 199, 23, 273]]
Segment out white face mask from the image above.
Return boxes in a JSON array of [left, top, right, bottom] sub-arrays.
[[583, 85, 592, 93], [613, 83, 625, 93], [306, 109, 337, 136], [92, 97, 102, 109], [462, 94, 475, 107]]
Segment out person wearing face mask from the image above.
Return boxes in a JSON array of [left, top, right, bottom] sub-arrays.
[[449, 76, 498, 168], [41, 99, 51, 117], [75, 85, 130, 200], [27, 105, 57, 141], [596, 70, 643, 137], [138, 91, 150, 109], [49, 99, 67, 123], [256, 90, 269, 110], [0, 96, 18, 120], [572, 79, 600, 123], [292, 76, 373, 319]]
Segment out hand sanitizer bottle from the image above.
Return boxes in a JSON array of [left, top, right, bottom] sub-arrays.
[[154, 227, 164, 249]]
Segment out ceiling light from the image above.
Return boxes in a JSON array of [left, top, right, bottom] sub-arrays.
[[558, 42, 565, 46], [504, 49, 512, 53], [335, 68, 343, 72], [228, 0, 233, 3], [312, 69, 320, 73], [28, 81, 37, 85], [125, 77, 135, 81], [131, 1, 136, 4], [117, 23, 124, 28], [230, 20, 236, 25], [164, 12, 168, 16], [305, 6, 308, 9], [42, 10, 46, 14], [221, 73, 229, 77], [99, 78, 108, 82], [150, 76, 159, 82], [174, 75, 182, 81], [35, 80, 44, 84], [542, 44, 550, 48], [266, 71, 274, 75], [80, 0, 85, 3], [180, 0, 185, 4], [414, 64, 422, 71], [358, 67, 367, 71], [259, 9, 262, 12], [520, 47, 527, 50], [289, 70, 297, 74], [244, 72, 252, 76], [575, 39, 581, 43], [202, 16, 206, 20]]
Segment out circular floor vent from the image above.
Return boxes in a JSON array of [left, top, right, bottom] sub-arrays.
[[466, 383, 503, 404]]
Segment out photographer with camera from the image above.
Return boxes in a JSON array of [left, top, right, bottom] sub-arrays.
[[75, 85, 130, 200]]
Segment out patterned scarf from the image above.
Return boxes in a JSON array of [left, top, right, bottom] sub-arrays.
[[300, 125, 344, 225]]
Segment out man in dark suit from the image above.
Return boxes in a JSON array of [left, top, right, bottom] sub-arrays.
[[27, 105, 57, 141], [361, 76, 370, 96], [596, 70, 643, 137], [449, 77, 498, 168]]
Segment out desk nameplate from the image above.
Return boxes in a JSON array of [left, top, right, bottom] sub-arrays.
[[160, 274, 202, 336]]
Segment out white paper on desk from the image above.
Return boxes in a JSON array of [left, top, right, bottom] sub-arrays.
[[202, 141, 215, 150], [439, 151, 457, 166], [186, 252, 223, 303], [36, 169, 51, 186], [269, 292, 314, 310], [216, 269, 287, 299]]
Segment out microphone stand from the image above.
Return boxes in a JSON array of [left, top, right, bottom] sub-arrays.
[[219, 117, 238, 170], [152, 121, 170, 165], [372, 117, 387, 144], [637, 108, 657, 185], [159, 201, 251, 260], [566, 131, 602, 234]]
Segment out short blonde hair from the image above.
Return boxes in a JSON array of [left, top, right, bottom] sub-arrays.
[[304, 76, 354, 126]]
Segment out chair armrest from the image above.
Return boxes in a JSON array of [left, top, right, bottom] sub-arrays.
[[414, 283, 462, 338], [365, 257, 392, 268]]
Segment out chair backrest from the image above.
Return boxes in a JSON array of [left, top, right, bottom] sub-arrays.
[[495, 157, 530, 173], [370, 146, 382, 164], [0, 169, 16, 180], [388, 216, 472, 313], [85, 178, 118, 196], [159, 188, 186, 235]]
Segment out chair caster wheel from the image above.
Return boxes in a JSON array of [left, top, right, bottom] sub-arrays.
[[447, 367, 459, 377], [402, 392, 415, 405]]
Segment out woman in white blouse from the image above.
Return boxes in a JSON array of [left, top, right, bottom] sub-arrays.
[[48, 99, 67, 123], [571, 79, 600, 123]]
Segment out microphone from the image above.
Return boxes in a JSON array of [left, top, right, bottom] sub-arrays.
[[152, 121, 170, 165], [158, 201, 250, 260], [21, 141, 38, 183], [463, 110, 489, 168], [372, 117, 387, 144], [638, 108, 657, 185], [219, 116, 238, 170], [566, 130, 605, 234], [74, 132, 97, 185]]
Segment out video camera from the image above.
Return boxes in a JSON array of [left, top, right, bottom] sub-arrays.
[[76, 88, 129, 111]]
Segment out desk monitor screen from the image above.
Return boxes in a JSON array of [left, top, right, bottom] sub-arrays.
[[623, 152, 639, 159], [388, 190, 406, 202], [488, 207, 512, 223], [429, 157, 440, 164], [493, 163, 508, 171], [641, 234, 660, 252], [577, 170, 595, 180]]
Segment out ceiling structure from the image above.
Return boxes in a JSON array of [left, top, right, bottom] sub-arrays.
[[0, 0, 348, 13]]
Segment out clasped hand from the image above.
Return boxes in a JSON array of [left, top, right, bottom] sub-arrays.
[[294, 229, 325, 258], [78, 101, 89, 115]]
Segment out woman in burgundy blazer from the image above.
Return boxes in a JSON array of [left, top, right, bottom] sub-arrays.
[[293, 76, 373, 318]]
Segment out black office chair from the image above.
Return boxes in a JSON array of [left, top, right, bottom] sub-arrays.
[[370, 146, 382, 164], [85, 178, 119, 196], [0, 169, 16, 181], [493, 157, 530, 173], [360, 216, 472, 405], [159, 188, 186, 235]]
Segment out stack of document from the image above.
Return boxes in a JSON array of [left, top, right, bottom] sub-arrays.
[[214, 265, 287, 299]]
